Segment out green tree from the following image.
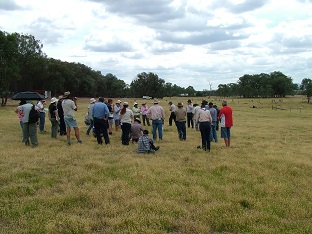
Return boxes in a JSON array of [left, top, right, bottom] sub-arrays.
[[130, 72, 165, 98], [301, 78, 312, 103], [14, 33, 46, 91], [0, 31, 19, 105], [269, 71, 295, 97], [104, 73, 127, 98], [217, 84, 230, 97], [185, 86, 196, 96]]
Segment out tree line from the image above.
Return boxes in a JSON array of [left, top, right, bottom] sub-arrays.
[[215, 72, 312, 102], [1, 30, 311, 106], [0, 31, 197, 105]]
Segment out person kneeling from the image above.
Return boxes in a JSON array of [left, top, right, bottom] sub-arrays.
[[136, 130, 159, 154]]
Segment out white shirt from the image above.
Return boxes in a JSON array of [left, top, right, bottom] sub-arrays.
[[36, 101, 45, 113], [62, 99, 76, 117]]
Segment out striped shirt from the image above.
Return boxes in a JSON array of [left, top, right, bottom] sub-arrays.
[[146, 104, 165, 120]]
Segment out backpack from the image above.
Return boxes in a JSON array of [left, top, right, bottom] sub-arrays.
[[28, 105, 39, 123], [84, 113, 91, 126]]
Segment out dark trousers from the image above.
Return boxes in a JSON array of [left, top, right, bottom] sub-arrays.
[[94, 118, 110, 144], [169, 112, 176, 126], [199, 122, 211, 151], [121, 123, 131, 145], [187, 112, 194, 128], [142, 115, 150, 126], [176, 121, 186, 140], [59, 116, 66, 135]]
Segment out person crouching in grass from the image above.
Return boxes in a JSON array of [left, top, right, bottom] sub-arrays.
[[136, 130, 160, 154]]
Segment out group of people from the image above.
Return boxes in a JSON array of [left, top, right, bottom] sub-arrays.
[[15, 92, 233, 153], [84, 98, 163, 153], [15, 91, 82, 147], [168, 99, 233, 151]]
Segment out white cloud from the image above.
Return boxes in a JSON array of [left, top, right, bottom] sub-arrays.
[[0, 0, 311, 90]]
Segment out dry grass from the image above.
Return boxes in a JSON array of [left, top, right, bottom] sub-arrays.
[[0, 97, 311, 233]]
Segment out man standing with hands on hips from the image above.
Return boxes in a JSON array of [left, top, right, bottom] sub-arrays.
[[146, 100, 165, 140]]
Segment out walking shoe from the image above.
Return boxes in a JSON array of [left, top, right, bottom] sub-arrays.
[[155, 146, 160, 151], [77, 140, 82, 144], [67, 140, 71, 145]]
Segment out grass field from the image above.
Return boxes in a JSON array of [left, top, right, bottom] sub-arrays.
[[0, 96, 311, 233]]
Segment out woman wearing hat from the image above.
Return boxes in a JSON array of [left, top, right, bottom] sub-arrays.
[[196, 101, 212, 151], [113, 100, 122, 132], [49, 97, 59, 138], [140, 103, 150, 126], [120, 102, 134, 145]]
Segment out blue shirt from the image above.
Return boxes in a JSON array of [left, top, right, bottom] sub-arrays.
[[92, 102, 109, 119], [208, 107, 218, 122]]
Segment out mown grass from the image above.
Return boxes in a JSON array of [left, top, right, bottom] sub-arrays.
[[0, 96, 311, 233]]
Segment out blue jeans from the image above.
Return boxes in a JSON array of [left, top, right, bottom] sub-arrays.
[[86, 119, 94, 134], [210, 121, 218, 142], [38, 112, 45, 132], [176, 121, 186, 140], [199, 122, 211, 151], [152, 119, 163, 140]]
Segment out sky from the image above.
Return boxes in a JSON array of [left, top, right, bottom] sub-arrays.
[[1, 0, 312, 90]]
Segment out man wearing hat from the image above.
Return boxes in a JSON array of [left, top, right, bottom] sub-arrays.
[[62, 91, 82, 145], [132, 102, 140, 120], [168, 101, 176, 126], [186, 99, 194, 128], [175, 102, 187, 141], [86, 98, 96, 135], [146, 100, 165, 140], [130, 118, 144, 143], [49, 97, 59, 138]]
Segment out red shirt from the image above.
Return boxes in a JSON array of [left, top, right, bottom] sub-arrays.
[[218, 106, 233, 127]]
